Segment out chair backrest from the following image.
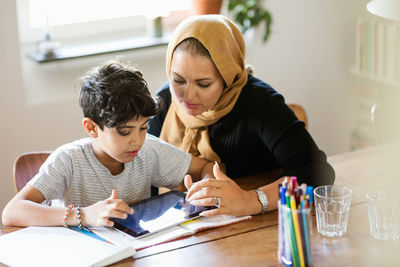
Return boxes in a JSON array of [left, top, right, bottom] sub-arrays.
[[288, 103, 308, 129], [371, 103, 400, 145], [13, 151, 51, 193]]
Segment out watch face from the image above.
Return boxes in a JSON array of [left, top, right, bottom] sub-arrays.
[[257, 190, 268, 206]]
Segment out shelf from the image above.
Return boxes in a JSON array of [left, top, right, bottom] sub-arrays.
[[350, 67, 400, 88], [28, 35, 170, 63]]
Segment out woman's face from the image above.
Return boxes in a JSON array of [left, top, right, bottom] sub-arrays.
[[169, 50, 225, 116]]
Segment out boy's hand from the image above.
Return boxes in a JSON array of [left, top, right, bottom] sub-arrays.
[[82, 189, 134, 227]]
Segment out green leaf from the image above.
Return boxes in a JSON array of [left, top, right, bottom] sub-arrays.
[[228, 0, 273, 43]]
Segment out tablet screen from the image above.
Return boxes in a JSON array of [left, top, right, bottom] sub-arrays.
[[111, 190, 214, 238]]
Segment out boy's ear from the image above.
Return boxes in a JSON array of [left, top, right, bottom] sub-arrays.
[[82, 118, 98, 138]]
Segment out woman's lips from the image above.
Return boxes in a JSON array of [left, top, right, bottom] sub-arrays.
[[184, 102, 198, 110]]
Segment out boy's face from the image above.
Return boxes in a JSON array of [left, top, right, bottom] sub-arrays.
[[90, 116, 150, 168]]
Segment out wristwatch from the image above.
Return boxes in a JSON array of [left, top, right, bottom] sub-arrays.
[[255, 189, 268, 214]]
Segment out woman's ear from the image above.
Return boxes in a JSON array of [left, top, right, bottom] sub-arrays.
[[82, 118, 98, 138]]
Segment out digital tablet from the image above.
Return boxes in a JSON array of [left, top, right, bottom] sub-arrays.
[[110, 190, 215, 239]]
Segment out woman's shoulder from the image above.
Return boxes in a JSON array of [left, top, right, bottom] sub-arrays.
[[239, 75, 285, 110], [244, 75, 280, 98], [155, 82, 172, 106]]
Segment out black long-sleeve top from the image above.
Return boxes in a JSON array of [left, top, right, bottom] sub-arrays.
[[148, 75, 335, 187]]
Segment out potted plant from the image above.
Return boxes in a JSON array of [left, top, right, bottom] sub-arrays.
[[191, 0, 223, 15], [227, 0, 272, 42]]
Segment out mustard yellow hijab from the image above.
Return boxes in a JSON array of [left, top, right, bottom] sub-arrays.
[[160, 15, 248, 163]]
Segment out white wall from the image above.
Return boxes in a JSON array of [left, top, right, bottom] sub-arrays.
[[0, 0, 368, 225]]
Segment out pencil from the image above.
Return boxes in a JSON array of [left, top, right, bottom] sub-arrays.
[[300, 199, 311, 266], [290, 195, 305, 267], [285, 193, 299, 267]]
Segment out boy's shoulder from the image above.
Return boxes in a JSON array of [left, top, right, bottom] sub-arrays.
[[143, 133, 171, 148], [57, 138, 92, 151], [51, 138, 92, 159], [142, 133, 190, 156]]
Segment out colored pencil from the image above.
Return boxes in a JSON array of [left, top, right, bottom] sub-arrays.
[[290, 195, 305, 267]]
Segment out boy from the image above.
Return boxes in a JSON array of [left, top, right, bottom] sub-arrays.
[[2, 61, 213, 227]]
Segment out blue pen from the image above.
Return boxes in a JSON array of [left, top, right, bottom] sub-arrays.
[[306, 186, 313, 211], [306, 186, 313, 202], [281, 186, 287, 205]]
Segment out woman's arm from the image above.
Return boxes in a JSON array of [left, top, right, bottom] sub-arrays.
[[185, 162, 286, 216], [2, 185, 133, 227]]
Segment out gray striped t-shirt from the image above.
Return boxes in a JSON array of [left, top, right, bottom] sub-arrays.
[[29, 134, 191, 207]]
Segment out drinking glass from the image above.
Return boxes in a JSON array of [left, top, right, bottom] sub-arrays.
[[367, 189, 400, 240], [314, 185, 352, 237]]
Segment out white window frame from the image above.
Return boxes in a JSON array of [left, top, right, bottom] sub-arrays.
[[16, 0, 191, 45]]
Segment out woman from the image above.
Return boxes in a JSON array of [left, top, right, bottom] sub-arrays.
[[148, 15, 334, 216]]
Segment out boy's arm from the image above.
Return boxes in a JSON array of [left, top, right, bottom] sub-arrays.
[[1, 185, 133, 227], [187, 156, 215, 182], [176, 156, 213, 192], [2, 185, 70, 227]]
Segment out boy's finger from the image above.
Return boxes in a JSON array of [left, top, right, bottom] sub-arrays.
[[108, 189, 118, 200], [114, 200, 134, 214], [108, 210, 129, 220], [105, 219, 114, 227]]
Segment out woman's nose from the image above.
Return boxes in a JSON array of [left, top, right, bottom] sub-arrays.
[[183, 84, 195, 101]]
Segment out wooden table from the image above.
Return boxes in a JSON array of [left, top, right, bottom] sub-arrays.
[[2, 144, 400, 266]]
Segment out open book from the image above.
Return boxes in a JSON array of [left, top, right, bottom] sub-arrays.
[[0, 226, 135, 267], [91, 214, 252, 250]]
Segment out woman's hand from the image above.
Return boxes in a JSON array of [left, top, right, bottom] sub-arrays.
[[185, 162, 261, 217], [82, 189, 134, 227]]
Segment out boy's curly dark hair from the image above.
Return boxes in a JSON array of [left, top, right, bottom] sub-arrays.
[[79, 61, 162, 129]]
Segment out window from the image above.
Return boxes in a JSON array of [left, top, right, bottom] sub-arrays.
[[17, 0, 190, 45]]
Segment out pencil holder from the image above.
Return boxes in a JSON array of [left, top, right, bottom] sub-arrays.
[[278, 201, 312, 267]]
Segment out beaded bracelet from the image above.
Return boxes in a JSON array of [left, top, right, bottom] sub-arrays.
[[76, 205, 82, 229], [63, 205, 74, 228]]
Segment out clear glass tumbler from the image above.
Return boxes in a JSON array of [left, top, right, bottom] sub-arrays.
[[367, 190, 400, 241], [314, 185, 352, 237]]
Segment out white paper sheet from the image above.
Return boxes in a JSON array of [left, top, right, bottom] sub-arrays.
[[0, 226, 135, 267]]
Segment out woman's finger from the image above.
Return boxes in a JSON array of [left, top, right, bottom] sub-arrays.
[[188, 187, 224, 202], [186, 178, 224, 199], [184, 174, 193, 191], [189, 197, 216, 207], [200, 208, 223, 217]]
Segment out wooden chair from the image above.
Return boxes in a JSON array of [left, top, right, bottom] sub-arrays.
[[13, 151, 51, 193], [288, 103, 308, 129]]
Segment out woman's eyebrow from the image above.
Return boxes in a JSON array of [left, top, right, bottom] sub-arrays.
[[172, 72, 184, 78], [195, 78, 212, 82], [172, 71, 212, 82]]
